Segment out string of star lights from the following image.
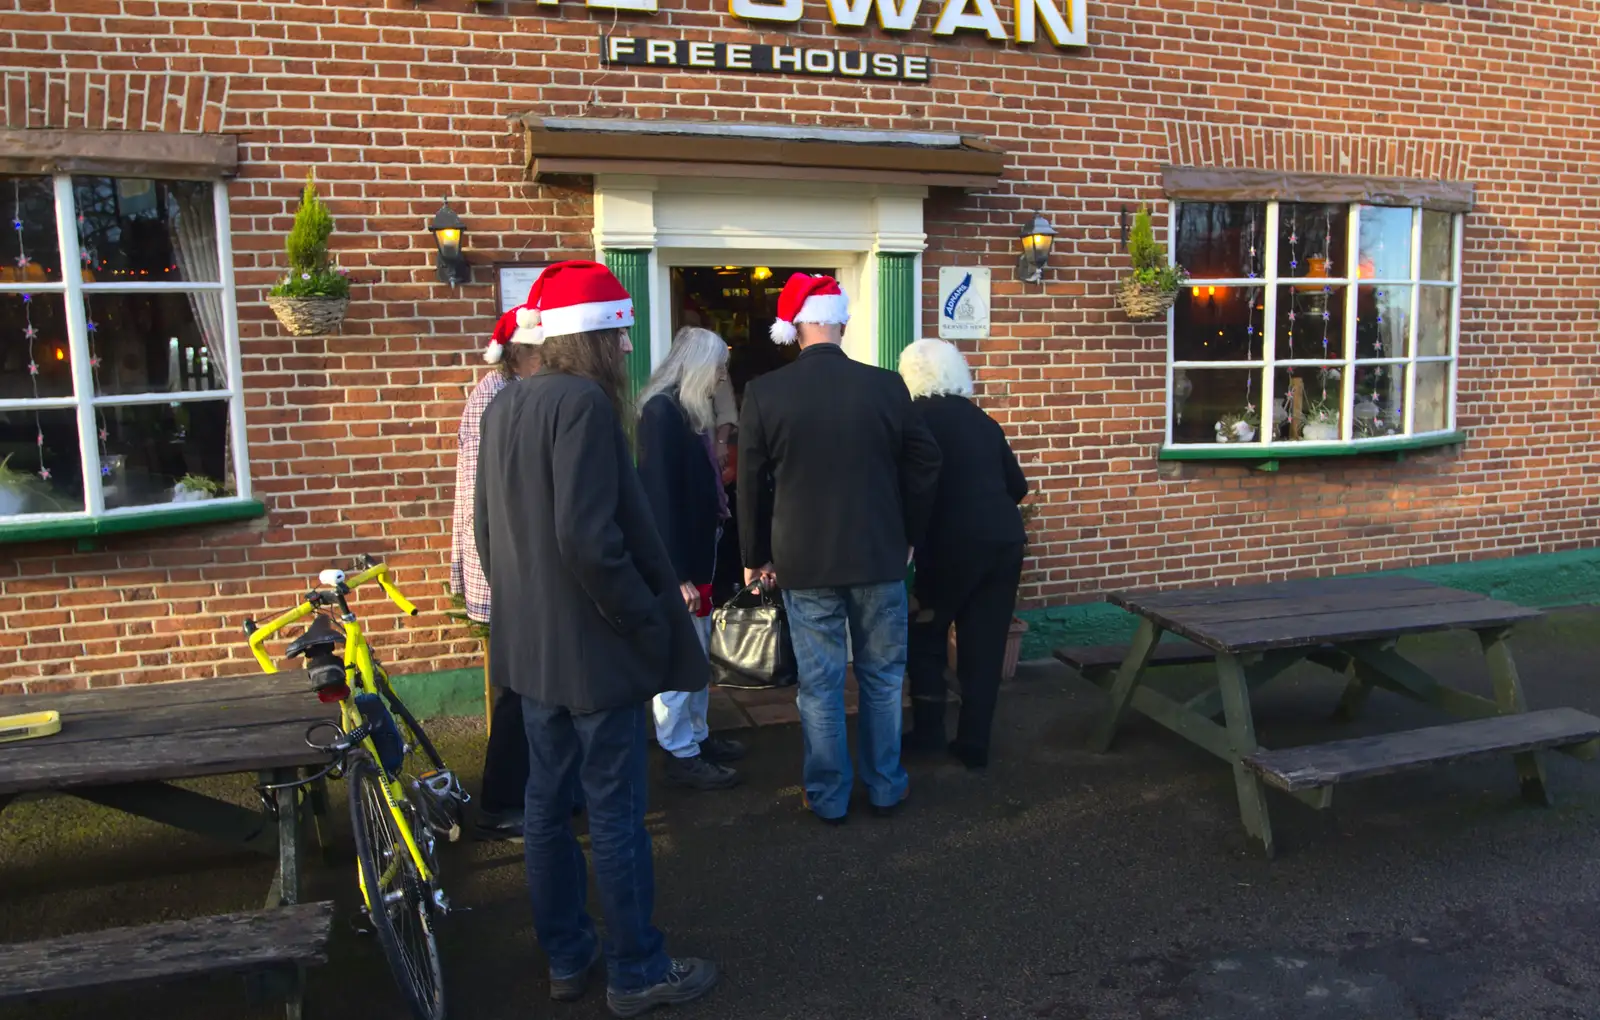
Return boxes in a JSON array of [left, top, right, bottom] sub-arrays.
[[13, 180, 51, 483]]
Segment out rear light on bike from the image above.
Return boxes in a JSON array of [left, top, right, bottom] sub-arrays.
[[317, 683, 350, 703], [307, 651, 348, 701]]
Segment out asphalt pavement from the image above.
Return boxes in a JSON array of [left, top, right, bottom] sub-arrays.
[[6, 607, 1600, 1019]]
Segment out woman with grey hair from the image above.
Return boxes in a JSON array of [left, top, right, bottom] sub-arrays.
[[636, 326, 746, 790], [897, 338, 1028, 771]]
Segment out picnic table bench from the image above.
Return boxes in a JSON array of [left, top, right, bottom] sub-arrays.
[[0, 672, 340, 1018], [1059, 575, 1600, 857]]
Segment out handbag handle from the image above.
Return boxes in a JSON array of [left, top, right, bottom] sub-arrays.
[[721, 578, 779, 610]]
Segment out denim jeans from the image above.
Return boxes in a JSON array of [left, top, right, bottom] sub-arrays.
[[652, 614, 712, 758], [521, 697, 671, 992], [782, 582, 910, 819]]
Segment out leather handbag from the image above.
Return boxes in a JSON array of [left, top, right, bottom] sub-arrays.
[[708, 581, 797, 690]]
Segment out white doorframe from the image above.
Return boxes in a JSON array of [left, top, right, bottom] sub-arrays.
[[592, 175, 927, 369]]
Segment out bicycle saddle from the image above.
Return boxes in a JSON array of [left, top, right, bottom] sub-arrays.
[[286, 614, 342, 658]]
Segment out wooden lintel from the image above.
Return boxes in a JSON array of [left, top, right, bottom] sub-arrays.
[[531, 157, 998, 191]]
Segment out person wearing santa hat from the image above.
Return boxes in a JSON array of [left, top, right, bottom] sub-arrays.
[[475, 260, 720, 1015], [736, 273, 942, 825], [451, 304, 548, 841]]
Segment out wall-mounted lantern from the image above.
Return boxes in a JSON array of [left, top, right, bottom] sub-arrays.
[[428, 201, 471, 286], [1016, 211, 1056, 284]]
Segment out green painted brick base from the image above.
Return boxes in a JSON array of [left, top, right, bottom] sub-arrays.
[[388, 547, 1600, 718], [1017, 546, 1600, 661]]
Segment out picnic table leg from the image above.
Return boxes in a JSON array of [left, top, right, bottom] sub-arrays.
[[262, 768, 305, 1020], [1217, 653, 1275, 859], [1479, 627, 1552, 806], [1333, 658, 1378, 723], [1087, 619, 1161, 753]]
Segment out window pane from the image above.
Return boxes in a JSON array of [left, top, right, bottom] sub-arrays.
[[1414, 362, 1450, 433], [1175, 203, 1267, 280], [1417, 286, 1452, 357], [1420, 211, 1453, 281], [73, 177, 218, 283], [1276, 365, 1343, 441], [1357, 206, 1412, 281], [1356, 285, 1409, 359], [1171, 367, 1261, 444], [1, 292, 74, 399], [1353, 364, 1404, 439], [99, 399, 231, 510], [1173, 284, 1264, 362], [2, 175, 62, 283], [0, 407, 84, 515], [1276, 203, 1349, 279], [1275, 284, 1347, 361], [83, 291, 227, 395]]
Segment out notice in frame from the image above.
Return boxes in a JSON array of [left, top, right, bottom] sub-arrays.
[[938, 267, 990, 340], [602, 36, 930, 82]]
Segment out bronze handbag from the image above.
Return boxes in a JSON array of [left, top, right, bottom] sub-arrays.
[[708, 581, 798, 690]]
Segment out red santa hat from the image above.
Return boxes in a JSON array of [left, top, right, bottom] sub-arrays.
[[483, 307, 526, 364], [769, 273, 849, 345], [528, 260, 634, 340]]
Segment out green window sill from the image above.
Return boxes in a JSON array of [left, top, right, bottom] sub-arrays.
[[0, 498, 267, 547], [1159, 430, 1466, 470]]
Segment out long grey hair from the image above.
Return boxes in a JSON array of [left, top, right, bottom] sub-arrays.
[[636, 326, 728, 435]]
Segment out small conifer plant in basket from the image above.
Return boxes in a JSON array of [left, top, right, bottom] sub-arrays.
[[1118, 206, 1189, 322], [266, 171, 351, 336]]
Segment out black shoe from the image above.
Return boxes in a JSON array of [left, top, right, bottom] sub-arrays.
[[697, 735, 747, 763], [606, 958, 720, 1018], [870, 801, 902, 819], [550, 942, 603, 1002], [949, 741, 989, 771], [474, 808, 524, 842], [663, 755, 741, 791]]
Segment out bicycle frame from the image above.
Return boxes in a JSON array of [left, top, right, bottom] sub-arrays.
[[246, 562, 436, 890]]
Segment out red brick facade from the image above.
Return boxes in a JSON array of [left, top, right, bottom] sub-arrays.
[[1, 0, 1595, 693]]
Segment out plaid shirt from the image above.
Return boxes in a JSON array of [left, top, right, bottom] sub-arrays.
[[450, 371, 508, 624]]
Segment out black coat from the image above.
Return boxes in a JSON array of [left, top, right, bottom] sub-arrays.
[[737, 344, 942, 590], [474, 371, 708, 713], [636, 392, 722, 587], [912, 393, 1029, 607]]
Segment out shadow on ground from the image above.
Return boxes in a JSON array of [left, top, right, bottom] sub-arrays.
[[6, 608, 1600, 1019]]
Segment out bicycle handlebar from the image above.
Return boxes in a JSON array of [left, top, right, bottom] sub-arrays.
[[244, 559, 417, 673]]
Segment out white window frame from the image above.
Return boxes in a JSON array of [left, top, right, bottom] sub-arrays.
[[0, 174, 249, 522], [1164, 199, 1462, 449]]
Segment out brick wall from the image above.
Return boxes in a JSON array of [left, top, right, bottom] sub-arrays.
[[0, 0, 1595, 693]]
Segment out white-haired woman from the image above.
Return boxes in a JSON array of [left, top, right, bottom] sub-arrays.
[[897, 338, 1028, 771], [636, 326, 746, 790]]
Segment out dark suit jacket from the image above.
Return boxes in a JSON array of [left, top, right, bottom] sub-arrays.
[[737, 344, 942, 590], [912, 393, 1028, 607], [636, 392, 721, 587], [474, 371, 707, 713]]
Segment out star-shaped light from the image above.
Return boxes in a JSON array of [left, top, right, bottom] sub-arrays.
[[89, 355, 101, 368], [34, 431, 42, 446], [98, 427, 108, 441], [26, 361, 38, 376], [101, 463, 112, 476], [20, 293, 30, 303], [37, 467, 50, 481], [1288, 311, 1297, 322], [1289, 233, 1298, 244], [9, 218, 20, 231], [23, 324, 36, 339], [85, 320, 96, 332], [14, 253, 28, 268]]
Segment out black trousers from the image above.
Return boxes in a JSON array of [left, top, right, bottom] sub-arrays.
[[906, 541, 1024, 762], [479, 685, 531, 814]]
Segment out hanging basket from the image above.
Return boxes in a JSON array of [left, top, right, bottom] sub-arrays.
[[267, 295, 348, 337], [1118, 279, 1180, 321]]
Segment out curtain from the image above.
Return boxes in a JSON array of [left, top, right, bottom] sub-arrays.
[[169, 184, 234, 489]]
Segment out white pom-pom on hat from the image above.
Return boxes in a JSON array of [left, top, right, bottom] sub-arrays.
[[769, 319, 798, 345], [769, 273, 847, 345], [484, 341, 505, 364]]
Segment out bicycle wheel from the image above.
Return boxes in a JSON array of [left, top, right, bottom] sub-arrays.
[[348, 751, 447, 1020]]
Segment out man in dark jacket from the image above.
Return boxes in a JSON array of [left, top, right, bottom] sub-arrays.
[[737, 273, 942, 824], [475, 260, 719, 1017]]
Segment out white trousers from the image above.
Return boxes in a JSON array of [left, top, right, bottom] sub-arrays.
[[653, 613, 712, 758]]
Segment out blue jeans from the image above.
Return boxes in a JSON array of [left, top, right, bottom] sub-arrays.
[[521, 698, 671, 992], [783, 582, 910, 819]]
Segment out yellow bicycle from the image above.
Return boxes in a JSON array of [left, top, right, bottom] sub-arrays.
[[244, 555, 463, 1020]]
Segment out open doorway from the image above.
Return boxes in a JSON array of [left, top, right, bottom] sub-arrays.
[[669, 263, 834, 602]]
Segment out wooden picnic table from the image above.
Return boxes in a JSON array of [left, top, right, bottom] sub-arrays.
[[0, 672, 338, 1016], [1085, 575, 1600, 858]]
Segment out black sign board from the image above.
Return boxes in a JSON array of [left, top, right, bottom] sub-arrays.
[[601, 36, 930, 83]]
